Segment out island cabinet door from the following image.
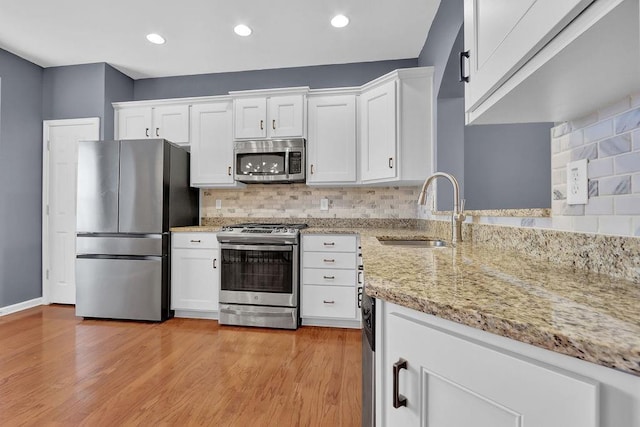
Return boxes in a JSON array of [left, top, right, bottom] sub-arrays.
[[381, 304, 598, 427]]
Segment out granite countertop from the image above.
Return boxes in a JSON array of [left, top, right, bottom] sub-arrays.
[[173, 225, 640, 376]]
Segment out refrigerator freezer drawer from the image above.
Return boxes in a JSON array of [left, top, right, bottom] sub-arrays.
[[76, 257, 164, 321], [76, 235, 163, 256]]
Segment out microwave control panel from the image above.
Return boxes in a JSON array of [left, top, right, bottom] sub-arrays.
[[289, 152, 303, 174]]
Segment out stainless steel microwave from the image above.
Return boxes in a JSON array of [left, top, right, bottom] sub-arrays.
[[234, 138, 305, 184]]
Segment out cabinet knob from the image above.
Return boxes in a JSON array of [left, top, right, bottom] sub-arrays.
[[393, 358, 408, 409], [388, 157, 394, 169], [272, 119, 276, 130], [459, 50, 470, 83], [260, 119, 264, 130]]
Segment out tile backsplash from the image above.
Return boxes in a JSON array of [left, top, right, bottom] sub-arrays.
[[201, 185, 422, 220], [551, 93, 640, 237]]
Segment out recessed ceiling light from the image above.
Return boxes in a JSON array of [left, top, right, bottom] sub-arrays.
[[146, 33, 166, 45], [331, 14, 349, 28], [234, 24, 252, 37]]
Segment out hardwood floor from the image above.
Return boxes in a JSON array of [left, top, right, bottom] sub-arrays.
[[0, 305, 362, 426]]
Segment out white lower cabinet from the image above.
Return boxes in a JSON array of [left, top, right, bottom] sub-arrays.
[[378, 301, 640, 426], [171, 232, 219, 319], [301, 234, 361, 328]]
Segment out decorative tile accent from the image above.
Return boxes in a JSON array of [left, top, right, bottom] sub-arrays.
[[598, 175, 631, 195], [614, 107, 640, 133], [551, 122, 572, 138], [570, 143, 598, 161], [588, 180, 599, 197], [583, 119, 613, 143], [598, 134, 631, 157], [553, 187, 566, 200]]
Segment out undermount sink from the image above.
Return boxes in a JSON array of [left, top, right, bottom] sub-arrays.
[[377, 239, 448, 248]]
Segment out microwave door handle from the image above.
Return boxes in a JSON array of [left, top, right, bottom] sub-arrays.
[[284, 148, 290, 178]]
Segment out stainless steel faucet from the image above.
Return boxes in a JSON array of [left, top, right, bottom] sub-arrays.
[[417, 172, 466, 244]]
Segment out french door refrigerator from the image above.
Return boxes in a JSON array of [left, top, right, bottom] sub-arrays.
[[75, 139, 198, 321]]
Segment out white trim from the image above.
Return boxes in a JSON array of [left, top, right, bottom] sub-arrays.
[[112, 95, 232, 110], [0, 298, 43, 317], [174, 310, 219, 320], [42, 117, 100, 305], [228, 86, 310, 97], [301, 317, 362, 329]]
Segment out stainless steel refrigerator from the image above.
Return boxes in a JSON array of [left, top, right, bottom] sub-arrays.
[[75, 139, 198, 321]]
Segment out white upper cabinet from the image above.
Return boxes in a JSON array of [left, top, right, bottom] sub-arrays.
[[190, 100, 240, 188], [307, 94, 357, 184], [233, 93, 306, 139], [116, 104, 190, 145], [359, 67, 434, 185], [463, 0, 640, 124]]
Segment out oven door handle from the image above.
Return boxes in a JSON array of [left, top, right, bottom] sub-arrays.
[[220, 243, 293, 252]]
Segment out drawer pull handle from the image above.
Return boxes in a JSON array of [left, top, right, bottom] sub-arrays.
[[213, 258, 217, 269], [393, 358, 408, 409], [272, 119, 276, 130], [323, 242, 335, 246], [155, 127, 160, 137], [388, 157, 394, 169], [145, 128, 150, 137], [228, 166, 232, 176], [260, 119, 264, 130], [323, 300, 335, 304], [358, 271, 363, 284], [357, 286, 363, 308], [323, 259, 335, 263], [190, 239, 201, 243], [459, 50, 470, 83], [323, 275, 335, 280]]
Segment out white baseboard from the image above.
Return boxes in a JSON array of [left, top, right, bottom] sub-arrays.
[[301, 317, 362, 329], [0, 298, 43, 317], [174, 310, 219, 320]]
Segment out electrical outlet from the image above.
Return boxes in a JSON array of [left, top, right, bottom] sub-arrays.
[[216, 199, 222, 209], [320, 198, 329, 211], [566, 159, 588, 205]]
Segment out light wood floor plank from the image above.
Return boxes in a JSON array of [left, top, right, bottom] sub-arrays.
[[0, 305, 362, 426]]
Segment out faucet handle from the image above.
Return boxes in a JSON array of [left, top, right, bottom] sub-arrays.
[[460, 198, 466, 213]]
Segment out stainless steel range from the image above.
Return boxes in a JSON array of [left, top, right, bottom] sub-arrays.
[[216, 223, 308, 330]]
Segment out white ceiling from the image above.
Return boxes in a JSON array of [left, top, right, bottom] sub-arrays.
[[0, 0, 441, 80]]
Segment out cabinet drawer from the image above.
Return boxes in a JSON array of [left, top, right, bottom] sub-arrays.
[[303, 251, 356, 269], [172, 232, 218, 249], [303, 235, 357, 252], [302, 285, 357, 319], [302, 268, 356, 287]]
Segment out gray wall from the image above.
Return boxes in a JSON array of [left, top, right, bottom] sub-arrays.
[[464, 123, 552, 209], [435, 98, 465, 211], [43, 63, 106, 138], [104, 64, 134, 140], [0, 48, 44, 307], [133, 59, 418, 100]]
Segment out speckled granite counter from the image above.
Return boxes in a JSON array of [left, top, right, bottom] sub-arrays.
[[173, 224, 640, 376]]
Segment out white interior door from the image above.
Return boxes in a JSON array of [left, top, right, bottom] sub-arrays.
[[43, 118, 100, 304]]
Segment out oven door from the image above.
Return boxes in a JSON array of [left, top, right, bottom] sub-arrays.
[[219, 243, 298, 307]]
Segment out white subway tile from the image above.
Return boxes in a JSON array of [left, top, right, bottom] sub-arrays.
[[598, 175, 631, 195], [615, 152, 640, 173], [598, 215, 633, 236], [552, 200, 565, 216], [614, 107, 640, 134], [599, 97, 631, 119], [570, 112, 598, 131], [633, 217, 640, 236], [634, 130, 640, 150], [615, 195, 640, 215], [584, 196, 614, 215], [571, 143, 598, 161], [572, 216, 599, 233], [551, 216, 573, 231], [551, 122, 572, 138], [583, 119, 613, 142], [552, 169, 566, 185], [552, 150, 571, 170], [568, 130, 584, 148], [598, 134, 631, 157], [553, 185, 566, 200], [551, 137, 563, 154], [631, 90, 640, 108], [633, 173, 640, 193], [587, 158, 613, 178]]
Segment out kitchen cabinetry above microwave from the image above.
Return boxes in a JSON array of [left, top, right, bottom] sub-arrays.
[[359, 67, 434, 185], [231, 88, 308, 139], [114, 104, 190, 145], [463, 0, 640, 124]]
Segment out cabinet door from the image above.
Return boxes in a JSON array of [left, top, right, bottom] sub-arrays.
[[360, 80, 397, 182], [463, 0, 593, 112], [268, 94, 304, 138], [383, 305, 598, 427], [171, 247, 219, 311], [117, 107, 152, 140], [190, 101, 235, 186], [152, 105, 190, 144], [234, 97, 267, 139], [307, 95, 356, 184]]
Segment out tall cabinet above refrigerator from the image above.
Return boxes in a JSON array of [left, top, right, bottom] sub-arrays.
[[75, 139, 198, 321]]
